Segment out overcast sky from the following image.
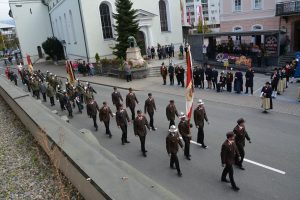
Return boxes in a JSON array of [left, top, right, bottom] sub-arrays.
[[0, 0, 12, 21]]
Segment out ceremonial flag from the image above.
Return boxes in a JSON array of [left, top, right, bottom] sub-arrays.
[[26, 54, 33, 74], [185, 46, 194, 120], [66, 61, 76, 85]]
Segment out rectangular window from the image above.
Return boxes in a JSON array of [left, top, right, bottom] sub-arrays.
[[234, 0, 241, 11], [254, 0, 262, 9]]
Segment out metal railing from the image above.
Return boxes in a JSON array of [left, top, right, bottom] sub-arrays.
[[276, 1, 300, 16]]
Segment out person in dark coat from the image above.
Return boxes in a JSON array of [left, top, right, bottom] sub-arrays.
[[111, 87, 123, 110], [199, 65, 205, 89], [151, 46, 155, 59], [46, 83, 55, 106], [205, 65, 213, 89], [218, 71, 227, 92], [178, 65, 185, 87], [166, 125, 183, 177], [178, 112, 193, 160], [261, 82, 273, 113], [160, 63, 168, 85], [194, 99, 209, 148], [126, 88, 139, 120], [193, 66, 200, 88], [168, 63, 175, 85], [99, 101, 114, 138], [144, 93, 157, 131], [221, 132, 241, 191], [175, 65, 180, 86], [63, 92, 73, 118], [87, 98, 100, 131], [116, 104, 131, 145], [234, 70, 243, 93], [270, 68, 279, 98], [233, 118, 251, 170], [245, 68, 254, 95], [212, 68, 219, 90], [134, 110, 151, 157], [56, 88, 65, 111], [40, 80, 47, 102], [226, 69, 234, 92], [166, 100, 179, 128]]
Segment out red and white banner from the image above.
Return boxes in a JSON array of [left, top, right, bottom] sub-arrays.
[[26, 54, 33, 74], [66, 61, 76, 85], [185, 46, 194, 120]]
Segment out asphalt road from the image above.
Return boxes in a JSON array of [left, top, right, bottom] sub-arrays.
[[31, 82, 300, 200]]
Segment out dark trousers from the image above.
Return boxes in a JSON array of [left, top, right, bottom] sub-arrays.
[[50, 97, 55, 106], [34, 90, 40, 99], [121, 125, 128, 142], [126, 75, 132, 82], [246, 86, 253, 94], [68, 108, 73, 117], [169, 119, 175, 129], [130, 107, 135, 120], [42, 93, 47, 102], [227, 83, 232, 92], [92, 115, 98, 129], [176, 75, 180, 85], [148, 112, 154, 129], [179, 77, 184, 87], [76, 101, 83, 113], [213, 80, 217, 89], [183, 137, 190, 157], [222, 164, 237, 188], [235, 145, 245, 167], [170, 153, 181, 173], [59, 101, 65, 111], [139, 135, 146, 153], [200, 79, 204, 89], [169, 75, 174, 85], [104, 121, 111, 135], [197, 126, 205, 145], [162, 76, 167, 85]]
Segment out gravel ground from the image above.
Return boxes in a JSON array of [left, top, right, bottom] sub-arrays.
[[0, 96, 84, 200]]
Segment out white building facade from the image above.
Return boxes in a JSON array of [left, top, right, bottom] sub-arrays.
[[10, 0, 183, 62], [185, 0, 220, 31]]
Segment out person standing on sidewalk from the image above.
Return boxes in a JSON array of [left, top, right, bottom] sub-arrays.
[[99, 101, 114, 138], [111, 87, 123, 111], [245, 68, 254, 95], [168, 62, 175, 85], [194, 99, 209, 149], [126, 88, 139, 120], [221, 132, 241, 191], [233, 118, 251, 170], [178, 65, 185, 87], [226, 68, 234, 92], [116, 104, 131, 145], [144, 93, 157, 131], [87, 98, 100, 131], [261, 82, 273, 113], [46, 83, 55, 106], [178, 112, 192, 160], [166, 100, 179, 128], [212, 68, 218, 90], [160, 62, 168, 85], [166, 125, 183, 177], [205, 65, 213, 89], [134, 110, 151, 157]]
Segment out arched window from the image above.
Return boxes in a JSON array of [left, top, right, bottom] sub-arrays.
[[252, 24, 263, 31], [159, 0, 169, 32], [233, 26, 243, 32], [100, 3, 113, 39]]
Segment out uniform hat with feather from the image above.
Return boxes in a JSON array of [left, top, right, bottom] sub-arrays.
[[179, 112, 186, 119], [197, 99, 204, 105], [169, 125, 178, 132]]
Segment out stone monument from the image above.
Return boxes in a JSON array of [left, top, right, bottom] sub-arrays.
[[126, 36, 146, 67]]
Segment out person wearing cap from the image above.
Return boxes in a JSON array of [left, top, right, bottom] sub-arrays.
[[63, 91, 73, 118], [99, 102, 114, 138], [74, 87, 83, 114], [46, 83, 55, 106], [261, 82, 273, 113], [233, 118, 251, 170], [245, 67, 254, 95], [116, 104, 131, 145], [56, 87, 65, 111], [144, 93, 157, 131], [126, 88, 139, 120], [111, 87, 123, 111], [87, 98, 100, 131], [226, 68, 234, 92], [194, 99, 209, 148], [86, 82, 97, 95], [160, 62, 168, 85], [40, 79, 47, 102], [178, 112, 193, 160], [166, 125, 183, 177], [221, 132, 240, 191], [166, 100, 179, 128], [134, 110, 151, 157]]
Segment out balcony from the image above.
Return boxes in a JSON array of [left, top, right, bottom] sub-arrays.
[[276, 1, 300, 16]]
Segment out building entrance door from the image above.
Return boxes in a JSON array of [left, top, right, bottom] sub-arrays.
[[136, 31, 146, 56], [294, 21, 300, 51]]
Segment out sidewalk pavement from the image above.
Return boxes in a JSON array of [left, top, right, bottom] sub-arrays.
[[5, 61, 300, 116]]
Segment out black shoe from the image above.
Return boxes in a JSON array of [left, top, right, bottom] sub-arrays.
[[186, 156, 191, 160], [109, 134, 112, 138], [177, 172, 182, 177], [143, 153, 147, 157], [221, 179, 230, 183], [121, 139, 125, 145], [125, 141, 130, 143], [95, 127, 98, 131], [202, 145, 207, 149], [152, 128, 157, 131], [144, 150, 148, 153], [239, 166, 245, 170], [170, 166, 176, 170], [232, 186, 240, 191]]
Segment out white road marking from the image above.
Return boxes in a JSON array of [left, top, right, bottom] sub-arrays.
[[244, 158, 286, 175], [180, 137, 287, 175], [254, 87, 262, 95]]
